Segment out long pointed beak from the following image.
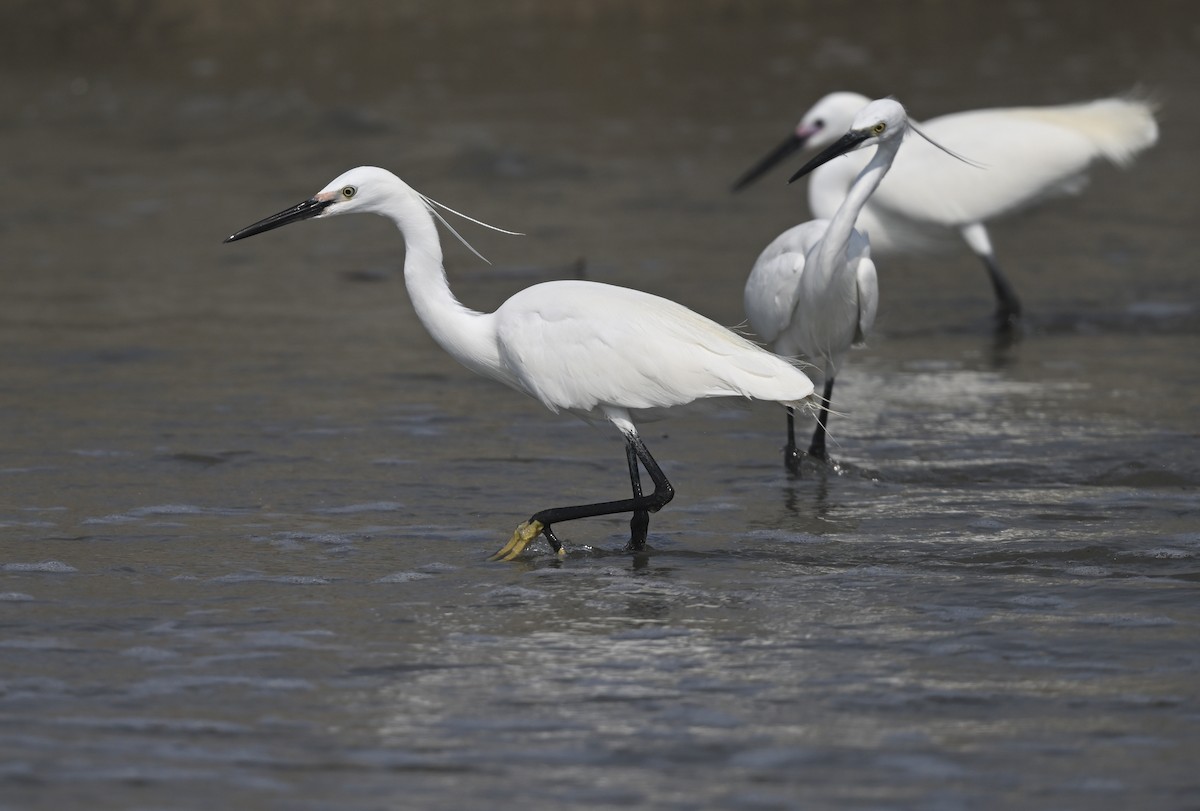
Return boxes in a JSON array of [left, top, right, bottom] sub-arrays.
[[788, 130, 873, 183], [731, 132, 807, 192], [223, 197, 334, 243]]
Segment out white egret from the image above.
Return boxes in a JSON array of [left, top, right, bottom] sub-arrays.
[[743, 99, 922, 470], [224, 166, 815, 560], [734, 92, 1159, 327]]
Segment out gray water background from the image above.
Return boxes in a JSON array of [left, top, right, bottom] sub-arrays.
[[1, 2, 1198, 809]]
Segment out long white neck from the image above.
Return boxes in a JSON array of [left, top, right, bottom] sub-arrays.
[[377, 181, 504, 382], [814, 134, 901, 271]]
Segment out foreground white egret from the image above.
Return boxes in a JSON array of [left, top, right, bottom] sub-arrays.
[[734, 92, 1159, 327], [744, 99, 919, 470], [224, 166, 815, 560]]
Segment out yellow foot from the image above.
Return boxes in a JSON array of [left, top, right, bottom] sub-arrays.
[[488, 520, 547, 562]]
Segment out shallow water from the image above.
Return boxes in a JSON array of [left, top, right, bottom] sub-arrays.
[[2, 2, 1199, 809]]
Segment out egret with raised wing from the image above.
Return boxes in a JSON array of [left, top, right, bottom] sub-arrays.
[[734, 92, 1158, 328], [224, 166, 815, 559]]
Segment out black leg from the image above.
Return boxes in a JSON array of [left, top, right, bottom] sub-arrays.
[[784, 407, 802, 475], [489, 432, 674, 561], [982, 253, 1022, 330], [530, 433, 673, 539], [627, 439, 650, 550], [808, 378, 836, 461], [541, 525, 565, 555]]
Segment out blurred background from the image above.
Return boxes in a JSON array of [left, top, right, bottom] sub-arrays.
[[1, 2, 1197, 810]]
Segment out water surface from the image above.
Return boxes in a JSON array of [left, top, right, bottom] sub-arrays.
[[1, 2, 1198, 809]]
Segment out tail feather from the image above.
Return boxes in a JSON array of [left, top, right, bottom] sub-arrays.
[[1028, 96, 1159, 167]]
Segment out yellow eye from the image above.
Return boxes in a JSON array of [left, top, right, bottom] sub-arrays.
[[872, 122, 887, 135], [341, 186, 356, 198]]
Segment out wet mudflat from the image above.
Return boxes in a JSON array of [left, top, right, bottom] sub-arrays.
[[1, 2, 1198, 809]]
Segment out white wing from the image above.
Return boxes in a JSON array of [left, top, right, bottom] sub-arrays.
[[853, 254, 878, 346], [874, 99, 1159, 227], [807, 98, 1158, 239], [493, 280, 814, 416], [743, 221, 825, 345]]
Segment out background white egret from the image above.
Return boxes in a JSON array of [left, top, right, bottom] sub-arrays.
[[224, 167, 815, 560], [734, 92, 1159, 328], [743, 99, 920, 471]]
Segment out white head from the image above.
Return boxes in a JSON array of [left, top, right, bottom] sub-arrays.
[[223, 166, 410, 243], [732, 90, 875, 192], [786, 98, 910, 183], [793, 91, 873, 149], [847, 98, 909, 143], [224, 165, 521, 263], [312, 166, 411, 216]]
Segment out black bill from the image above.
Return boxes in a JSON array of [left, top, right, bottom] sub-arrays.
[[224, 197, 334, 243], [731, 132, 807, 192], [787, 130, 872, 183]]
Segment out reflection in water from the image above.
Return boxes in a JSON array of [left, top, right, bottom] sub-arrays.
[[987, 320, 1023, 369], [782, 468, 833, 523]]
